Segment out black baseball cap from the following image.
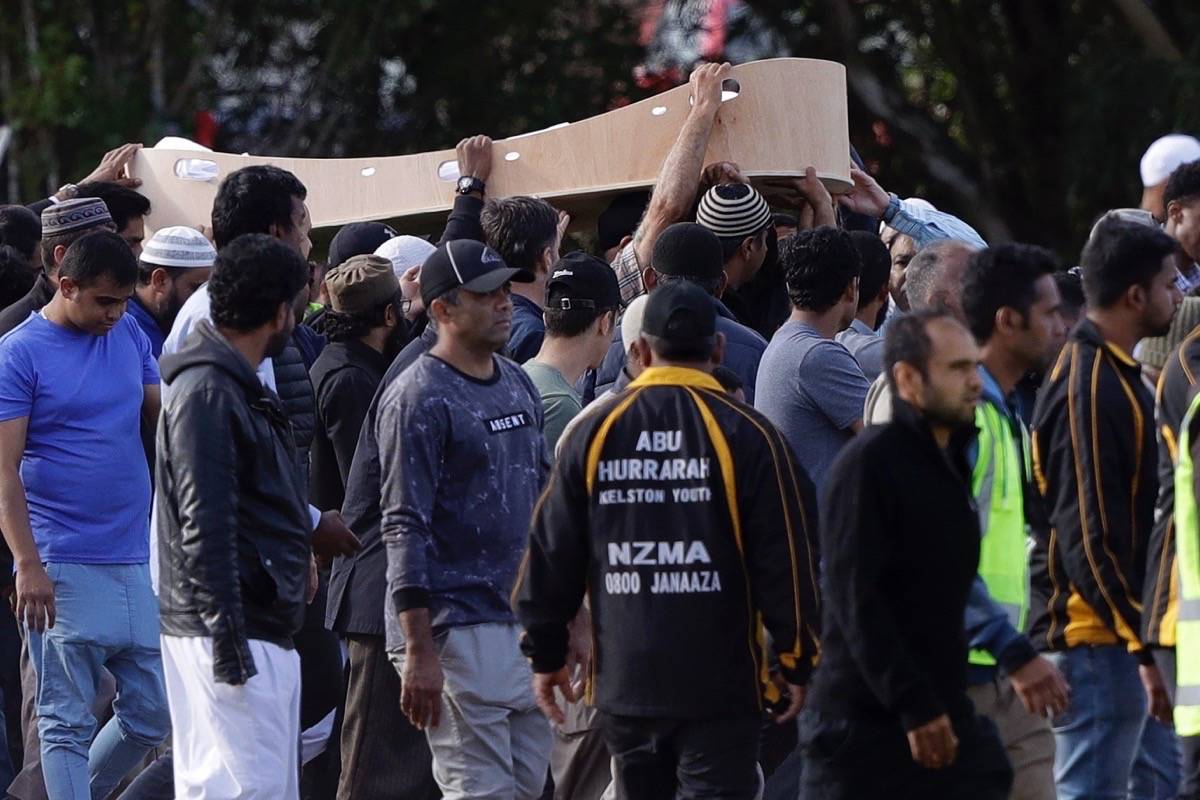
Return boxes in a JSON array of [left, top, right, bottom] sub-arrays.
[[420, 239, 534, 307], [328, 221, 398, 269], [642, 282, 716, 342], [651, 222, 724, 280], [546, 251, 621, 311]]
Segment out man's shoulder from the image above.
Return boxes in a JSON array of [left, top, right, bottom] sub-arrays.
[[0, 311, 43, 350], [716, 315, 767, 349]]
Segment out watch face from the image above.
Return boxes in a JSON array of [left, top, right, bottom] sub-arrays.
[[457, 176, 474, 193]]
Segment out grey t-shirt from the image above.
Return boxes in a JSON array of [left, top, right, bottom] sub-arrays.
[[377, 353, 548, 651], [755, 321, 870, 491], [835, 318, 884, 382], [522, 360, 583, 459]]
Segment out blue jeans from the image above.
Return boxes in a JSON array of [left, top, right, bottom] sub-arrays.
[[1048, 646, 1180, 800], [27, 563, 170, 800]]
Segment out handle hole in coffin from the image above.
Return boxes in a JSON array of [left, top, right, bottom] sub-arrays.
[[687, 78, 741, 106], [360, 167, 377, 177], [173, 158, 219, 182], [651, 106, 668, 116], [505, 152, 521, 162], [437, 160, 460, 181]]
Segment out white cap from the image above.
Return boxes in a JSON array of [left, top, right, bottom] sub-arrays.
[[374, 235, 436, 278], [141, 226, 216, 268], [1140, 134, 1200, 187], [621, 294, 650, 353]]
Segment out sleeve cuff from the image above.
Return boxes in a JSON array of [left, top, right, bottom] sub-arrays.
[[519, 623, 569, 674], [997, 636, 1038, 675], [1136, 648, 1156, 666], [308, 505, 321, 531], [393, 587, 430, 612]]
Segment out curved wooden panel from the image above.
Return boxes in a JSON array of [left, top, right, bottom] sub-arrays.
[[132, 58, 849, 234]]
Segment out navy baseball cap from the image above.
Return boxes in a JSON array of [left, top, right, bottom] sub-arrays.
[[420, 239, 534, 307]]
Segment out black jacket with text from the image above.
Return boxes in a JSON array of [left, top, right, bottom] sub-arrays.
[[156, 321, 312, 685], [515, 366, 820, 718]]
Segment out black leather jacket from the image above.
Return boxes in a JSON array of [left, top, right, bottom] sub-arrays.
[[156, 321, 312, 684]]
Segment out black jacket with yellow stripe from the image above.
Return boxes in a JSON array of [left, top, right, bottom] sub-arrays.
[[1029, 319, 1157, 657], [515, 367, 820, 718], [1141, 327, 1200, 647]]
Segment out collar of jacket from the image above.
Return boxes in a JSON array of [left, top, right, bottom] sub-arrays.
[[891, 395, 978, 477], [33, 271, 55, 306], [629, 366, 724, 392], [161, 320, 283, 411], [1073, 317, 1139, 370]]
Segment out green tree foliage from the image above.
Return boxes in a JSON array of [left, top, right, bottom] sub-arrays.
[[3, 0, 1198, 260], [0, 0, 641, 204], [750, 0, 1200, 257]]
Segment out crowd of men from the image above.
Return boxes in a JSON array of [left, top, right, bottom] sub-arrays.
[[3, 60, 1200, 799]]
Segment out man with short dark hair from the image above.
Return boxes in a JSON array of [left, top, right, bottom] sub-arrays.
[[1164, 158, 1200, 271], [1031, 219, 1182, 799], [0, 230, 169, 800], [74, 181, 151, 258], [836, 230, 891, 381], [379, 238, 551, 798], [161, 164, 358, 788], [0, 198, 116, 337], [325, 165, 493, 800], [756, 226, 867, 491], [482, 195, 563, 363], [157, 233, 314, 799], [961, 244, 1070, 800], [125, 226, 215, 358], [309, 254, 406, 513], [518, 281, 819, 800], [0, 205, 41, 270], [801, 309, 1011, 799], [524, 252, 619, 454]]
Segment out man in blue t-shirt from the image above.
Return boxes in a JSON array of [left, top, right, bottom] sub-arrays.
[[0, 230, 169, 800], [756, 227, 869, 493]]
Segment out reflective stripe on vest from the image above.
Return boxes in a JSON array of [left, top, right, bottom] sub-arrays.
[[1174, 392, 1200, 735], [968, 400, 1031, 667]]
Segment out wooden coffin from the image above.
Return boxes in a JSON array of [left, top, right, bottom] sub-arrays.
[[132, 57, 849, 235]]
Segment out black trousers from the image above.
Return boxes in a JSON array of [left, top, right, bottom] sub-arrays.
[[336, 635, 439, 800], [597, 711, 761, 800], [798, 708, 1012, 800]]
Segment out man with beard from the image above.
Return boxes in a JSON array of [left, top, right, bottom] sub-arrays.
[[125, 226, 216, 359], [961, 244, 1070, 800], [309, 254, 407, 514], [155, 233, 315, 798], [377, 239, 552, 798], [1030, 219, 1182, 799], [800, 310, 1012, 799]]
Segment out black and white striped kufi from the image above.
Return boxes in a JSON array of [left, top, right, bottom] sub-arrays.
[[696, 183, 771, 240]]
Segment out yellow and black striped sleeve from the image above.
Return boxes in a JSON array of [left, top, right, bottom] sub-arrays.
[[724, 396, 822, 684]]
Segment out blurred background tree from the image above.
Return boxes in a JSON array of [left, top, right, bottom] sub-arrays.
[[1, 0, 1197, 259]]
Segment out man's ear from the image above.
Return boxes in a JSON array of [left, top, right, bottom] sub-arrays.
[[641, 267, 657, 292], [893, 361, 923, 405], [710, 332, 727, 366], [716, 271, 728, 298], [274, 300, 292, 332], [150, 267, 171, 292], [634, 335, 653, 369], [58, 275, 79, 300]]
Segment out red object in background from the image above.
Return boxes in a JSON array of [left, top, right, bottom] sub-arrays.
[[194, 110, 218, 149], [872, 120, 893, 148]]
